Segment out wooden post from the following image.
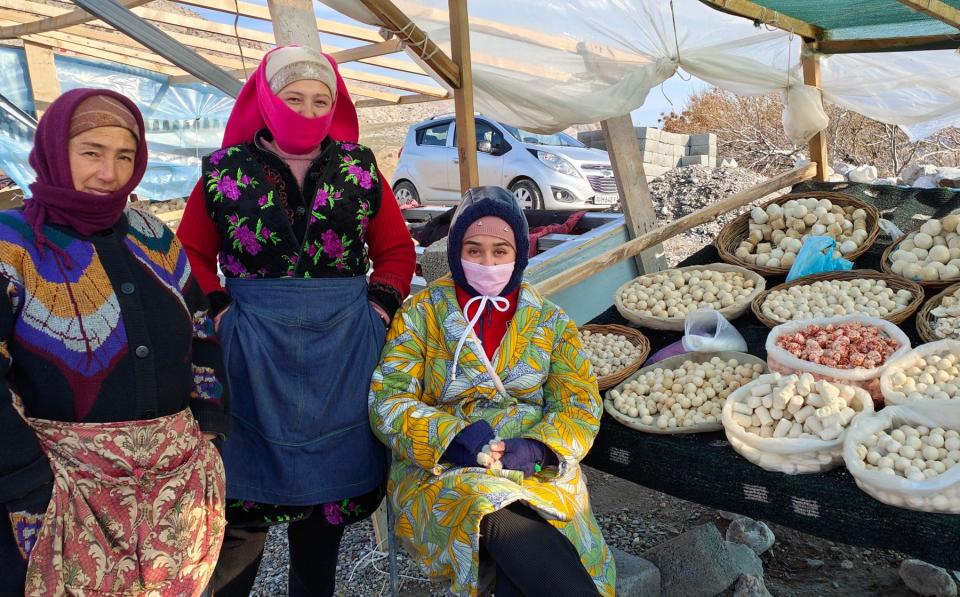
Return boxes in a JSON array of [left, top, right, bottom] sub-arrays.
[[449, 0, 478, 193], [267, 0, 322, 51], [601, 114, 666, 274], [801, 44, 829, 182], [23, 41, 60, 118]]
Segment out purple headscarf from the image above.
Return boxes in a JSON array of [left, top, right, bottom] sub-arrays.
[[25, 88, 147, 259]]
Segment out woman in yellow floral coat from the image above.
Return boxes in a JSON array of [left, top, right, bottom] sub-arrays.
[[369, 187, 614, 597]]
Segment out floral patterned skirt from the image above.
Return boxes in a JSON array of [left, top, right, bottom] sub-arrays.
[[19, 407, 226, 597], [225, 484, 384, 528]]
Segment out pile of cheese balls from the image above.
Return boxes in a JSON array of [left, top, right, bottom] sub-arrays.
[[775, 322, 900, 369], [729, 372, 863, 441], [931, 287, 960, 340], [578, 330, 644, 377], [885, 349, 959, 402], [888, 215, 960, 282], [735, 197, 870, 269], [760, 278, 914, 323], [617, 269, 756, 319], [855, 425, 960, 482], [609, 357, 763, 430]]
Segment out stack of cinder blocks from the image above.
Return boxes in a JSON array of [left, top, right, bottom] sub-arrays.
[[577, 127, 717, 182]]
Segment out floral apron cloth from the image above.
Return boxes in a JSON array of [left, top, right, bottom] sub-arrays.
[[16, 405, 226, 596], [218, 276, 388, 506]]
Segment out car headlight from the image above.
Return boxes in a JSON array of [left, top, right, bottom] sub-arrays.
[[536, 151, 581, 178]]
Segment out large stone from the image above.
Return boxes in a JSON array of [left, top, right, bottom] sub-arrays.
[[734, 574, 773, 597], [849, 164, 879, 184], [660, 131, 689, 146], [419, 236, 450, 283], [637, 137, 663, 152], [900, 559, 958, 597], [643, 523, 763, 597], [688, 132, 717, 146], [611, 547, 661, 597], [901, 163, 939, 185], [725, 518, 775, 555]]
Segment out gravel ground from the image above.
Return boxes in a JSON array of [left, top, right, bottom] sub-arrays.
[[247, 466, 920, 597]]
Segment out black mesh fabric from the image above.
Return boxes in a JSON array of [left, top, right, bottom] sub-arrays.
[[583, 182, 960, 569]]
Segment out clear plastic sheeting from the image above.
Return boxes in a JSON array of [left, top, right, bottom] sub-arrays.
[[320, 0, 960, 138], [0, 52, 235, 200]]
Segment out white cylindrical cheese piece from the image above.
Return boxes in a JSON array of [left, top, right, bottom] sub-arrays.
[[733, 402, 753, 416], [773, 418, 792, 438], [794, 405, 815, 423], [751, 384, 772, 397], [732, 412, 753, 428], [819, 424, 844, 441], [755, 406, 774, 426]]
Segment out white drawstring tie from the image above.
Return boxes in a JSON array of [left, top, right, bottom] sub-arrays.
[[451, 294, 510, 380]]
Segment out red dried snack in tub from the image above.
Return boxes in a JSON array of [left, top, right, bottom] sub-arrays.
[[775, 322, 899, 369]]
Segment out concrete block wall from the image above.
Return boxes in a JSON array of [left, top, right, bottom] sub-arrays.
[[577, 127, 718, 181]]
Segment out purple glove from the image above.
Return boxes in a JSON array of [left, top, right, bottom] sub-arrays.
[[499, 438, 557, 478], [442, 420, 495, 468]]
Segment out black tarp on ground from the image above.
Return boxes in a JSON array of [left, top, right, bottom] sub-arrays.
[[583, 182, 960, 568]]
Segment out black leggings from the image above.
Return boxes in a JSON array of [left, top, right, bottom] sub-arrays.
[[211, 510, 345, 597], [480, 503, 600, 597]]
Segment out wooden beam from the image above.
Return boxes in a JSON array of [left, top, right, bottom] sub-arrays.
[[267, 0, 322, 51], [601, 114, 666, 274], [801, 45, 829, 182], [22, 41, 59, 117], [817, 34, 960, 53], [21, 33, 182, 74], [330, 38, 403, 63], [354, 93, 448, 108], [339, 66, 446, 97], [897, 0, 960, 29], [697, 0, 822, 39], [0, 0, 150, 38], [449, 0, 477, 193], [534, 164, 817, 296], [356, 0, 461, 89]]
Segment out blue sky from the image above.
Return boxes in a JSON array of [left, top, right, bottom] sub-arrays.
[[191, 1, 706, 128]]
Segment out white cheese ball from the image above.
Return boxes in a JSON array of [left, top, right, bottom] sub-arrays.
[[857, 423, 960, 481], [617, 269, 755, 319], [760, 278, 912, 323], [889, 219, 960, 282], [886, 349, 960, 401], [579, 330, 644, 377], [931, 286, 960, 340], [611, 357, 763, 429]]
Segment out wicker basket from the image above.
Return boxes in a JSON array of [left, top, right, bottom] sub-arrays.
[[613, 263, 766, 331], [579, 324, 651, 391], [716, 191, 881, 276], [916, 281, 960, 343], [751, 270, 924, 328], [603, 350, 768, 434], [880, 234, 960, 290]]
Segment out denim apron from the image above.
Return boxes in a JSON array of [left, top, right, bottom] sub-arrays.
[[218, 276, 388, 505]]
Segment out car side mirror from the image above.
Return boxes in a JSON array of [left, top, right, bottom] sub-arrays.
[[477, 140, 493, 154]]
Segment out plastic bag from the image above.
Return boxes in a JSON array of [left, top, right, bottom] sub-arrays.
[[842, 403, 960, 513], [782, 84, 829, 145], [766, 315, 912, 403], [880, 339, 960, 412], [786, 236, 853, 282], [645, 339, 688, 366], [681, 309, 747, 352], [723, 375, 874, 474]]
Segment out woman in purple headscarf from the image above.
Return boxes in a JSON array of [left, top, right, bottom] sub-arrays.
[[0, 88, 228, 596]]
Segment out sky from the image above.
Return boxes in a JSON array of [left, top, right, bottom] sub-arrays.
[[190, 0, 708, 129]]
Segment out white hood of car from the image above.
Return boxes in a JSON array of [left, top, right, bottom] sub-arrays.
[[525, 144, 610, 165]]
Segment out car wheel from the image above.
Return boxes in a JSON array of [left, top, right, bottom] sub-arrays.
[[393, 180, 420, 205], [508, 179, 543, 210]]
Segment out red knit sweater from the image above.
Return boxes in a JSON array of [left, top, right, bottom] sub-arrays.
[[455, 285, 520, 360], [177, 174, 415, 307]]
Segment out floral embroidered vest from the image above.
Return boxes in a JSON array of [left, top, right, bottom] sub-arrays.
[[202, 140, 381, 279]]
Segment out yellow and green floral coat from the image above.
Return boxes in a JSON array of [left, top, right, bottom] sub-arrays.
[[368, 278, 615, 596]]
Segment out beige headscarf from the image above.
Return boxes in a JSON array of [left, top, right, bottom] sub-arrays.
[[265, 45, 337, 99]]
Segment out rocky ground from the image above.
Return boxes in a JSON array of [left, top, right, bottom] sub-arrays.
[[246, 466, 936, 597]]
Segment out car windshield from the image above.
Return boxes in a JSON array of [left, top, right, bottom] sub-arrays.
[[501, 124, 585, 148]]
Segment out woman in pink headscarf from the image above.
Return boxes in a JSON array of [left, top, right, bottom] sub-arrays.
[[177, 45, 415, 595]]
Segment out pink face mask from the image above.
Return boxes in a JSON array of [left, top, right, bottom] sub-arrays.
[[461, 260, 514, 296], [265, 97, 335, 154]]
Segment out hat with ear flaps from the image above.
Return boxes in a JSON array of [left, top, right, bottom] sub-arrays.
[[447, 186, 530, 297]]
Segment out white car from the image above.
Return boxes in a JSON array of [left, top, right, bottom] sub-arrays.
[[392, 114, 619, 210]]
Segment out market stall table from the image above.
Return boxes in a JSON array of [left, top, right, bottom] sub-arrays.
[[582, 182, 960, 570]]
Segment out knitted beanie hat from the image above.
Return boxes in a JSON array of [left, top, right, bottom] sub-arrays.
[[265, 45, 338, 99], [447, 186, 529, 297], [462, 216, 516, 250], [69, 94, 139, 140]]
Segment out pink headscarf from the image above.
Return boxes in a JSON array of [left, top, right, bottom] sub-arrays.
[[222, 46, 358, 150]]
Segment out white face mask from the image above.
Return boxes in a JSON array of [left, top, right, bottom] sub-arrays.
[[461, 259, 514, 297]]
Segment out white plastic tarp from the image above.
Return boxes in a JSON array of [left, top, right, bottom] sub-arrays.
[[320, 0, 960, 139]]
